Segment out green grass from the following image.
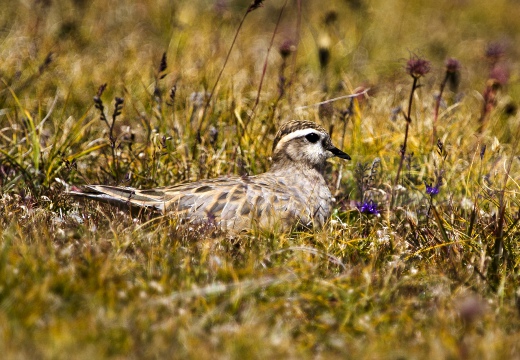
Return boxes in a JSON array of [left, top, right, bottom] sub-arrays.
[[1, 0, 520, 358]]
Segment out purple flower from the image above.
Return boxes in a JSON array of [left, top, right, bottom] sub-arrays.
[[357, 201, 379, 215], [426, 184, 440, 196], [445, 58, 461, 73], [485, 42, 505, 64], [406, 55, 431, 79], [444, 58, 461, 92], [489, 64, 509, 87]]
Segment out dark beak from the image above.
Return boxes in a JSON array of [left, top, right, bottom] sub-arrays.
[[329, 146, 351, 160]]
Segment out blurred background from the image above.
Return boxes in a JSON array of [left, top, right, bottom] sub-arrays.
[[2, 0, 518, 108]]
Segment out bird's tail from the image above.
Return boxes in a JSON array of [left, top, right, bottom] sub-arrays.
[[68, 185, 166, 214]]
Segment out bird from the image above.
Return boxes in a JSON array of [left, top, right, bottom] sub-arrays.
[[68, 120, 351, 232]]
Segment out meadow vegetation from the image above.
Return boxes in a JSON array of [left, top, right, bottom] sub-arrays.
[[1, 0, 519, 358]]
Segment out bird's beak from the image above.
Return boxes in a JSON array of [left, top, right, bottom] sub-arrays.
[[329, 146, 351, 160]]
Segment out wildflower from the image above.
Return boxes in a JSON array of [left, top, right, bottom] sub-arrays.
[[489, 64, 509, 87], [445, 58, 460, 73], [357, 200, 379, 215], [426, 184, 440, 196], [426, 169, 443, 197], [485, 42, 505, 65], [406, 55, 431, 79], [478, 64, 508, 132], [445, 58, 461, 93]]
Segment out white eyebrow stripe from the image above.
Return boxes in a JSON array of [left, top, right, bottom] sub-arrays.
[[274, 128, 322, 151]]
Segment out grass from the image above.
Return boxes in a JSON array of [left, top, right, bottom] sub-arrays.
[[1, 0, 520, 358]]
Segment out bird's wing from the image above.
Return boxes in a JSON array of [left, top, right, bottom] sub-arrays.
[[69, 177, 252, 222], [69, 175, 310, 231]]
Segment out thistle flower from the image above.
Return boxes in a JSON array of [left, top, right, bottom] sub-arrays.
[[489, 64, 509, 87], [445, 58, 460, 73], [485, 42, 505, 66], [406, 55, 431, 79], [478, 66, 509, 133], [445, 58, 461, 93]]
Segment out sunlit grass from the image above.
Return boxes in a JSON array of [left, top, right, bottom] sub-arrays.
[[1, 0, 520, 358]]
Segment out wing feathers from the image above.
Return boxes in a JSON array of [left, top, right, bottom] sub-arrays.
[[69, 173, 324, 231]]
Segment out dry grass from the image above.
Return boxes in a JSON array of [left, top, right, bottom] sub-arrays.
[[1, 0, 520, 358]]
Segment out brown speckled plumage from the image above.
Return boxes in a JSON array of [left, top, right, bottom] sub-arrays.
[[69, 120, 350, 232]]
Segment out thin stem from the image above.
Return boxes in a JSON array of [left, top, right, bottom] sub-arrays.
[[294, 89, 370, 111], [249, 0, 287, 124], [200, 9, 250, 134], [391, 76, 418, 209], [406, 77, 418, 122], [286, 0, 302, 102]]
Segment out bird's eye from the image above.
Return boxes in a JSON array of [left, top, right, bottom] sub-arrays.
[[305, 133, 320, 143]]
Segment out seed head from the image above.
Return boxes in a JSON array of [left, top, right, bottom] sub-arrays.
[[247, 0, 264, 13], [480, 144, 486, 160], [158, 52, 167, 74], [318, 102, 334, 120]]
